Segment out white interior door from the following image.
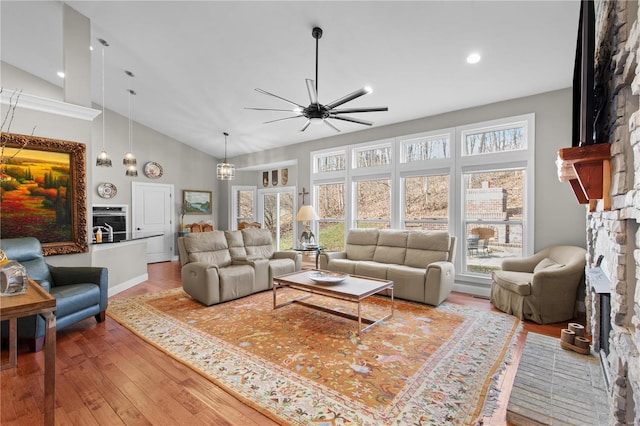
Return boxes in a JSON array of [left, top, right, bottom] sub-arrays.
[[132, 182, 174, 263]]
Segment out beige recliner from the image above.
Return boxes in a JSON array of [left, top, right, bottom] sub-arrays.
[[490, 245, 586, 324]]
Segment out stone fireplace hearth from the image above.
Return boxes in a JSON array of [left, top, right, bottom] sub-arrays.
[[583, 1, 640, 424]]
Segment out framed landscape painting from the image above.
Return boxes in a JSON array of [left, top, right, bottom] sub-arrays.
[[0, 133, 88, 255], [183, 189, 212, 214]]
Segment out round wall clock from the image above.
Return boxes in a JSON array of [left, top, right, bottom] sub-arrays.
[[143, 161, 163, 179], [97, 182, 117, 199]]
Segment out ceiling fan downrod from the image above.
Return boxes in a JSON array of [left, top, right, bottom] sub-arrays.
[[312, 27, 322, 97]]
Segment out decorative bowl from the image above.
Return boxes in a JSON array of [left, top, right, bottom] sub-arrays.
[[308, 271, 348, 284]]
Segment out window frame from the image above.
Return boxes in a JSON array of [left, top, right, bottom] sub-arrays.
[[230, 185, 257, 230], [309, 114, 535, 289]]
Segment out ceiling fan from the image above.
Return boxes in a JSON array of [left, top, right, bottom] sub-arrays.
[[246, 27, 388, 132]]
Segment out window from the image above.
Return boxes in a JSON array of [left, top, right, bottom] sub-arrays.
[[355, 178, 390, 228], [353, 143, 392, 168], [401, 134, 450, 162], [259, 188, 294, 251], [314, 150, 346, 173], [462, 124, 526, 156], [463, 170, 525, 275], [316, 182, 345, 251], [230, 186, 256, 230], [403, 174, 449, 231], [309, 114, 534, 286]]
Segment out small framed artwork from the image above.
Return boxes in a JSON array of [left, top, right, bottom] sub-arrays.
[[281, 168, 288, 185], [263, 171, 269, 187], [272, 170, 278, 186], [183, 190, 212, 214]]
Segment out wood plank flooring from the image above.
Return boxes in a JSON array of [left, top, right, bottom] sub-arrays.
[[1, 261, 574, 425]]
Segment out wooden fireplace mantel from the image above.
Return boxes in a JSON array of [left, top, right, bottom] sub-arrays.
[[556, 143, 611, 210]]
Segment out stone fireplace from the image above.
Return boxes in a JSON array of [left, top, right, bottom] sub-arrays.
[[584, 1, 640, 424]]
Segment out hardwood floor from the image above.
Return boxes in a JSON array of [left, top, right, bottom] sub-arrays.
[[1, 261, 575, 425]]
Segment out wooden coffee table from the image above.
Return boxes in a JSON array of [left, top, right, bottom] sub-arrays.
[[273, 270, 393, 336], [0, 279, 56, 426]]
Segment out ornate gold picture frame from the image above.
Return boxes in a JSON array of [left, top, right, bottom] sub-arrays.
[[1, 133, 88, 255]]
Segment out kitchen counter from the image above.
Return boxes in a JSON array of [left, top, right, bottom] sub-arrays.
[[91, 232, 163, 245], [91, 233, 163, 296]]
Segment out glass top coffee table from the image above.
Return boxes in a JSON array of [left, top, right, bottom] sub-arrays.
[[272, 269, 393, 336]]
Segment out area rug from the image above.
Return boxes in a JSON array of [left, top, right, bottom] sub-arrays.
[[107, 287, 520, 425]]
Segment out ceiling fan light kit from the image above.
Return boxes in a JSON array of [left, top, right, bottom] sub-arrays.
[[247, 26, 388, 132]]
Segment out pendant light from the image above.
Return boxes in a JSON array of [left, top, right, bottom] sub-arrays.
[[217, 132, 235, 180], [96, 38, 112, 166], [124, 88, 137, 176]]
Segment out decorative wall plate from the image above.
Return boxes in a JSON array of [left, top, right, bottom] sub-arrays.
[[97, 182, 117, 199], [144, 161, 163, 179]]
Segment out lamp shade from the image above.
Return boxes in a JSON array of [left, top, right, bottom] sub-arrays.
[[296, 205, 319, 221]]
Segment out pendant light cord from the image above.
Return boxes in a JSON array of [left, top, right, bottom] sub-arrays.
[[128, 90, 132, 152], [101, 46, 106, 150], [224, 132, 229, 162]]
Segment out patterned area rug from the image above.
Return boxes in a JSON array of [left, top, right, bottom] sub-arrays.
[[107, 288, 520, 425]]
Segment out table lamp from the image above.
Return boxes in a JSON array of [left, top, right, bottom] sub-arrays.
[[296, 205, 319, 247]]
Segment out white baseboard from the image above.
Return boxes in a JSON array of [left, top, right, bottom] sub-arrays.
[[108, 273, 149, 297], [453, 282, 491, 298]]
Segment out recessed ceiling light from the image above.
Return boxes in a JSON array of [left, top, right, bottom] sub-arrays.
[[466, 53, 481, 64], [89, 45, 94, 51], [57, 71, 65, 78]]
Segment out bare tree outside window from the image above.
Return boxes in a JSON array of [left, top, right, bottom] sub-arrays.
[[403, 135, 450, 162], [404, 175, 449, 230], [463, 127, 525, 156], [236, 190, 254, 226], [356, 179, 390, 228], [315, 152, 345, 173], [317, 183, 345, 251], [354, 146, 392, 168]]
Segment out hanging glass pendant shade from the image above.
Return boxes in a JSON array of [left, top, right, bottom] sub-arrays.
[[123, 88, 137, 175], [125, 164, 138, 177], [96, 38, 112, 167], [123, 151, 137, 166], [217, 132, 235, 180], [96, 149, 112, 167]]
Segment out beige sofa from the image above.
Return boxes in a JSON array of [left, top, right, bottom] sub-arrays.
[[490, 245, 586, 324], [178, 228, 301, 305], [319, 229, 456, 306]]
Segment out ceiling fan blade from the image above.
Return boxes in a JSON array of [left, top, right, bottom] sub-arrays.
[[305, 79, 318, 105], [245, 107, 299, 112], [329, 115, 373, 126], [300, 120, 312, 131], [255, 88, 304, 108], [330, 106, 388, 114], [263, 115, 302, 124], [324, 119, 341, 132], [325, 87, 371, 110]]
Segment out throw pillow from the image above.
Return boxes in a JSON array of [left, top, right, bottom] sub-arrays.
[[534, 257, 564, 273]]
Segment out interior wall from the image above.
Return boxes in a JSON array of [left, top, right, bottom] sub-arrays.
[[230, 87, 585, 252], [1, 61, 220, 261]]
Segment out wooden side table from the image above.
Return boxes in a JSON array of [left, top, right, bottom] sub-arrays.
[[0, 279, 56, 426]]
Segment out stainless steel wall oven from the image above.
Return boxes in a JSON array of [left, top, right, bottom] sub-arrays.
[[92, 205, 128, 242]]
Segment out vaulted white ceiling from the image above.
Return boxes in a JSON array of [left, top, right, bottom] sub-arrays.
[[1, 1, 580, 159]]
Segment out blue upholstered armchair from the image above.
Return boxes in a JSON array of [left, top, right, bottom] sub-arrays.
[[0, 237, 108, 352]]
